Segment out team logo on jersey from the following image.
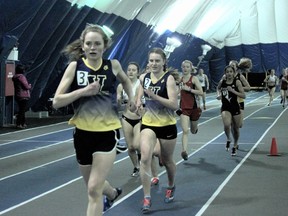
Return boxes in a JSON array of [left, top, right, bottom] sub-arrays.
[[222, 88, 232, 102]]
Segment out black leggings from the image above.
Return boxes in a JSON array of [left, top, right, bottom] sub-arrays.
[[16, 98, 28, 126]]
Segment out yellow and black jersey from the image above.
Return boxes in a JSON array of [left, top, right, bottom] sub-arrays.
[[142, 72, 176, 127], [68, 58, 121, 131]]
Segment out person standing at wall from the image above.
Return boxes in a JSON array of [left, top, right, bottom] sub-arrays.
[[178, 60, 203, 160], [53, 24, 136, 216], [196, 68, 209, 110], [136, 47, 178, 213], [217, 65, 246, 156], [117, 62, 142, 177], [12, 64, 31, 129]]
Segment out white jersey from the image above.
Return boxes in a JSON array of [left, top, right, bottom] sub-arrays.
[[122, 79, 140, 102], [197, 74, 206, 87]]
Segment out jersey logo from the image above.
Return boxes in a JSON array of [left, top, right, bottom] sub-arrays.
[[103, 65, 109, 70], [148, 86, 161, 95], [222, 88, 232, 102], [76, 70, 107, 92]]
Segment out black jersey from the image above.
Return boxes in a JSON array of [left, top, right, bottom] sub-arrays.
[[220, 78, 241, 115]]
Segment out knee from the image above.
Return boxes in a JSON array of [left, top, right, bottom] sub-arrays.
[[224, 124, 230, 131], [182, 128, 189, 135], [140, 151, 150, 165], [232, 126, 239, 133], [161, 156, 174, 168], [87, 183, 102, 201]]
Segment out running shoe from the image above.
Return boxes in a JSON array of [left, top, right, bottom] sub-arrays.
[[103, 187, 122, 212], [164, 185, 176, 203], [16, 125, 25, 129], [141, 197, 152, 213], [181, 151, 188, 160], [103, 196, 111, 212], [131, 167, 139, 177], [151, 177, 159, 186], [231, 147, 237, 156], [226, 141, 231, 151], [176, 109, 182, 116]]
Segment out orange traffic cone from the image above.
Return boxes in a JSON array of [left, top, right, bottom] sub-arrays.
[[267, 137, 281, 156]]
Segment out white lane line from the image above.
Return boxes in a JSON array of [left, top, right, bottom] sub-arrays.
[[0, 154, 75, 181], [0, 177, 82, 215], [0, 139, 72, 160], [0, 93, 268, 214], [0, 127, 73, 147], [109, 93, 277, 210], [0, 137, 128, 181], [0, 152, 131, 215], [0, 122, 70, 137], [195, 106, 287, 216]]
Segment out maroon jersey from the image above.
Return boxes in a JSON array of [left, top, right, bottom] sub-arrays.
[[179, 75, 197, 109]]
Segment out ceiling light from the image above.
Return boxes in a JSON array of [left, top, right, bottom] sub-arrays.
[[164, 37, 182, 58], [102, 25, 114, 38]]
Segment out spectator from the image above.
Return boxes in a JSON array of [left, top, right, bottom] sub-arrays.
[[12, 63, 31, 129]]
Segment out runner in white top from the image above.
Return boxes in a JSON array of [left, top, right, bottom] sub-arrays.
[[196, 68, 209, 110], [117, 62, 142, 177], [264, 69, 279, 106]]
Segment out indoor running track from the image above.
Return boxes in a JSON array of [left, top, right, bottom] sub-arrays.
[[0, 91, 287, 216]]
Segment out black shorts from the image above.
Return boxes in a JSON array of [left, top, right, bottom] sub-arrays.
[[140, 124, 177, 140], [239, 101, 244, 110], [122, 115, 141, 127], [268, 85, 276, 90], [73, 128, 120, 165], [221, 103, 241, 116]]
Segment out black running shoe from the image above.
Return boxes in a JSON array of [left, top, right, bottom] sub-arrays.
[[176, 109, 182, 116], [226, 141, 231, 151], [131, 167, 139, 177], [181, 151, 188, 160], [231, 147, 236, 156]]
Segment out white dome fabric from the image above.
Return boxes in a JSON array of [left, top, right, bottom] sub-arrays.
[[1, 0, 287, 111], [68, 0, 288, 48]]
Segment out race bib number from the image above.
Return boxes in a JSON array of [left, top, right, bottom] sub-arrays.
[[77, 71, 89, 86]]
